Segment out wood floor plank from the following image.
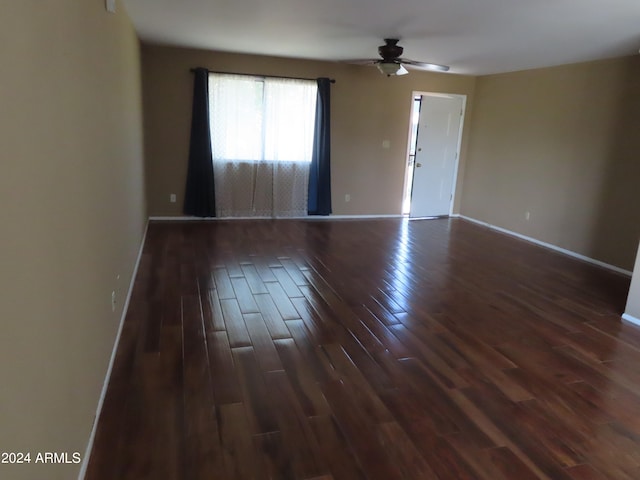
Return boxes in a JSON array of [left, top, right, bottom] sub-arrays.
[[265, 370, 330, 479], [150, 326, 184, 480], [375, 421, 440, 479], [254, 293, 293, 339], [87, 218, 636, 480], [445, 434, 541, 480], [461, 381, 575, 480], [213, 267, 236, 300], [322, 343, 394, 422], [220, 298, 252, 348], [252, 431, 296, 480], [399, 357, 496, 447], [181, 295, 222, 479], [308, 415, 367, 480], [290, 296, 336, 344], [285, 319, 338, 384], [243, 312, 284, 373], [115, 376, 159, 480], [381, 409, 481, 480], [266, 281, 302, 319], [271, 265, 305, 298], [279, 257, 311, 287], [241, 263, 270, 295], [207, 331, 243, 405], [352, 304, 412, 358], [485, 445, 545, 480], [219, 403, 265, 479], [389, 323, 469, 389], [273, 338, 331, 417], [230, 276, 260, 314], [253, 255, 279, 283], [232, 346, 279, 435], [321, 379, 406, 480], [566, 464, 610, 480], [200, 288, 226, 332]]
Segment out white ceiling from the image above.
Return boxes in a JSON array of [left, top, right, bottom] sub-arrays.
[[124, 0, 640, 75]]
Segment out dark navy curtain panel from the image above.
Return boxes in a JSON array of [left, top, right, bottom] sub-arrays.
[[308, 77, 332, 216], [183, 68, 216, 217]]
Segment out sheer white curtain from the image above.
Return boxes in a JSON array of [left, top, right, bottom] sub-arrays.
[[209, 74, 317, 217]]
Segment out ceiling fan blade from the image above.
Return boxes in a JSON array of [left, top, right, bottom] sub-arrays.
[[342, 59, 379, 66], [401, 58, 450, 72]]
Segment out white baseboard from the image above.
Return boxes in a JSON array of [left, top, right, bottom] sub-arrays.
[[148, 214, 404, 221], [458, 215, 632, 277], [149, 215, 203, 221], [622, 313, 640, 327], [149, 215, 270, 221], [78, 220, 149, 480], [314, 214, 403, 220], [408, 215, 451, 220]]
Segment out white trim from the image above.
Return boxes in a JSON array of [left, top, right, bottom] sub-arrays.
[[409, 215, 452, 221], [622, 313, 640, 327], [149, 215, 268, 221], [147, 215, 182, 221], [458, 215, 632, 277], [148, 214, 404, 221], [316, 214, 403, 220], [448, 95, 466, 216], [78, 220, 149, 480]]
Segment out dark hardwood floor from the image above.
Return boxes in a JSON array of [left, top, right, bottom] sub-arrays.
[[85, 217, 639, 480]]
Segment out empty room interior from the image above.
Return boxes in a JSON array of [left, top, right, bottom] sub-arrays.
[[3, 0, 640, 479]]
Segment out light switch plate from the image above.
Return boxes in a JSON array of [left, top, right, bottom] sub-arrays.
[[106, 0, 116, 13]]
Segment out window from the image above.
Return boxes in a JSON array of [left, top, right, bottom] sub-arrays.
[[208, 73, 318, 218], [208, 73, 318, 163]]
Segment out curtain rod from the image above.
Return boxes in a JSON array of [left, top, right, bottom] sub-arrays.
[[190, 68, 335, 84]]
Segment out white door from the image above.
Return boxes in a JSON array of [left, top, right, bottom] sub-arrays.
[[409, 95, 464, 218]]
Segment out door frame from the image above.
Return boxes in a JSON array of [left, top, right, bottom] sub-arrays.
[[402, 91, 467, 217]]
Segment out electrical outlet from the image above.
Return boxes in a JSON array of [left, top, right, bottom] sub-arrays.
[[382, 140, 391, 149], [525, 211, 531, 221], [170, 193, 177, 203], [105, 0, 116, 13], [345, 194, 351, 202], [111, 291, 116, 312]]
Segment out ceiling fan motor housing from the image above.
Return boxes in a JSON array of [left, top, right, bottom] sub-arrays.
[[379, 39, 403, 61]]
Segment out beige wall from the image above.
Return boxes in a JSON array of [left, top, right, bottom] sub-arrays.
[[626, 242, 640, 319], [0, 1, 146, 479], [461, 56, 640, 271], [141, 44, 476, 216]]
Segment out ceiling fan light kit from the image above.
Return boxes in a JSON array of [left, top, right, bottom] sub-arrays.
[[377, 62, 408, 76]]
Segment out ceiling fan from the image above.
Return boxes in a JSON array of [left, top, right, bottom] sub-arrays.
[[355, 38, 449, 76]]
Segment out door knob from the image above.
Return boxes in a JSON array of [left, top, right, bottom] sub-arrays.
[[416, 163, 422, 167]]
